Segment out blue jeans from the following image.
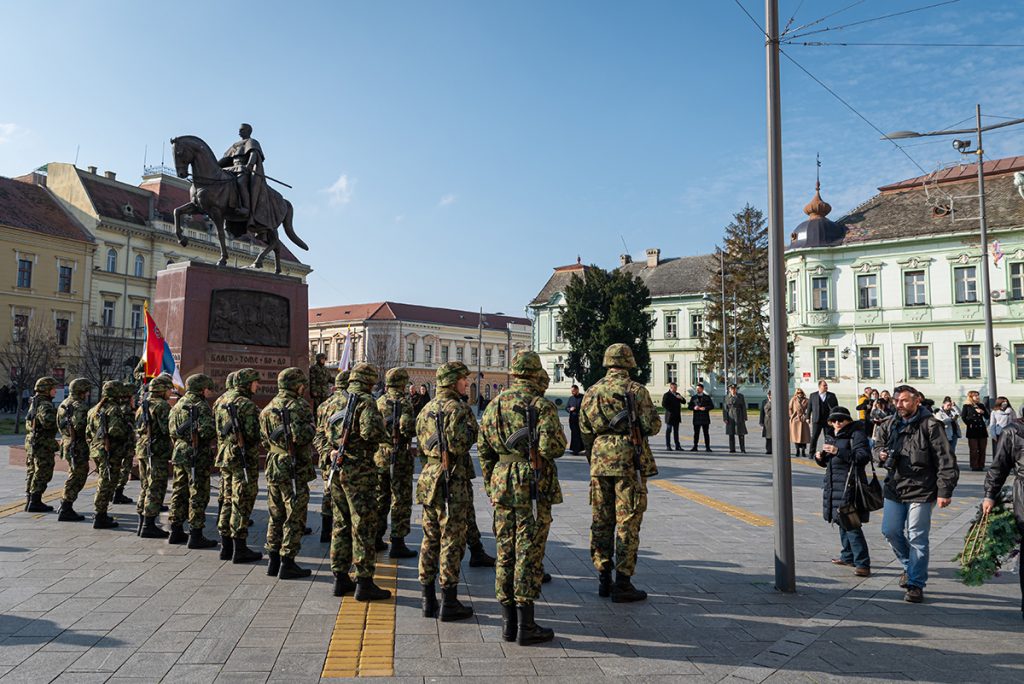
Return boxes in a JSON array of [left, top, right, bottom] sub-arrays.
[[881, 498, 935, 589], [839, 527, 870, 568]]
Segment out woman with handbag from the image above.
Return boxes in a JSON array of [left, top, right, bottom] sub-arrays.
[[815, 407, 875, 577]]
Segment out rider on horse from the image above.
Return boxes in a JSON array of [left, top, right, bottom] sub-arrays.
[[218, 123, 267, 230]]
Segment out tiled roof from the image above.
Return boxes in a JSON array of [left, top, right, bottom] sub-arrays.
[[530, 254, 712, 306], [80, 174, 152, 226], [877, 156, 1024, 192], [309, 302, 530, 329], [309, 303, 387, 324], [0, 176, 93, 242]]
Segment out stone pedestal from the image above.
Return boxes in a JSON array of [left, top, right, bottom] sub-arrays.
[[153, 261, 309, 406]]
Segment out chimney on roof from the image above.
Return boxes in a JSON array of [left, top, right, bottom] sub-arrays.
[[645, 248, 661, 268], [104, 171, 116, 180], [620, 254, 633, 266], [87, 166, 97, 174]]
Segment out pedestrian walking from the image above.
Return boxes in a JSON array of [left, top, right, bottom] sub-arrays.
[[214, 367, 263, 564], [874, 385, 959, 603], [789, 388, 810, 457], [688, 383, 713, 452], [815, 407, 872, 577], [23, 376, 60, 512], [934, 397, 961, 453], [661, 382, 684, 451], [566, 385, 584, 454], [759, 391, 773, 455], [990, 397, 1015, 456], [961, 390, 990, 471], [856, 388, 879, 438], [56, 378, 92, 522], [981, 418, 1024, 618], [724, 384, 747, 453], [373, 367, 418, 560], [168, 374, 219, 549], [807, 380, 839, 454]]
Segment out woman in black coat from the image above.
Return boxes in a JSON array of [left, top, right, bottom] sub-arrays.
[[815, 407, 872, 576], [982, 420, 1024, 617]]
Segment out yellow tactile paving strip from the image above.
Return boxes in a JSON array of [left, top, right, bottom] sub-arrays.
[[321, 558, 398, 678], [652, 479, 774, 527], [0, 480, 98, 518]]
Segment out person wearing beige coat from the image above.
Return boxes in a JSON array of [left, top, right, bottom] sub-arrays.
[[789, 390, 811, 457]]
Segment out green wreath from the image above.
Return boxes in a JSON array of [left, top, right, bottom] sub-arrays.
[[954, 487, 1021, 587]]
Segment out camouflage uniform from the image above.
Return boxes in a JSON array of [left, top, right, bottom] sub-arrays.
[[261, 367, 316, 577], [215, 368, 264, 563], [314, 370, 349, 542], [135, 375, 175, 537], [580, 344, 660, 602], [478, 351, 564, 644], [323, 363, 391, 599], [87, 382, 131, 527], [214, 371, 238, 544], [168, 374, 218, 547], [111, 384, 136, 504], [24, 376, 60, 512], [309, 354, 331, 411], [373, 368, 417, 555], [57, 378, 92, 520], [416, 362, 477, 621]]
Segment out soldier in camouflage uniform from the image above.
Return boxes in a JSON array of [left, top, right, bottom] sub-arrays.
[[111, 383, 136, 506], [314, 370, 349, 543], [309, 353, 331, 412], [415, 362, 477, 621], [135, 375, 175, 538], [57, 378, 92, 521], [478, 351, 564, 645], [213, 371, 237, 557], [168, 374, 219, 549], [215, 368, 263, 564], [87, 381, 131, 528], [323, 363, 391, 600], [373, 367, 418, 559], [580, 343, 661, 602], [24, 376, 60, 512], [261, 367, 316, 579]]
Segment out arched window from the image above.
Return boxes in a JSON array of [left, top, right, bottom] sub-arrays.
[[106, 248, 117, 273], [134, 254, 145, 278]]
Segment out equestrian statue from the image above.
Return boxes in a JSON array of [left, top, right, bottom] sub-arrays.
[[171, 124, 308, 274]]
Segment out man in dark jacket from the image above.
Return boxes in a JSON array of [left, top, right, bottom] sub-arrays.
[[688, 384, 714, 452], [982, 420, 1024, 616], [661, 383, 684, 451], [873, 385, 958, 604], [807, 380, 839, 454], [566, 385, 584, 455]]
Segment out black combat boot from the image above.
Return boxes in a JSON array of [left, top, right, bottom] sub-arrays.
[[611, 571, 647, 603], [266, 551, 281, 576], [136, 514, 144, 536], [57, 500, 85, 522], [374, 536, 388, 552], [167, 523, 187, 545], [389, 537, 417, 559], [219, 536, 234, 561], [468, 542, 495, 567], [501, 603, 518, 642], [232, 539, 262, 564], [187, 528, 218, 549], [278, 556, 312, 580], [439, 585, 473, 622], [355, 576, 391, 601], [303, 526, 312, 535], [421, 582, 438, 618], [141, 516, 170, 539], [516, 603, 554, 646], [24, 493, 30, 512], [26, 492, 53, 512], [598, 564, 612, 598], [113, 487, 133, 505], [319, 514, 332, 543], [333, 572, 356, 597], [739, 436, 746, 454], [93, 512, 118, 529], [542, 572, 552, 584]]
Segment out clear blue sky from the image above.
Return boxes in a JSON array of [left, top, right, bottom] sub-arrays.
[[3, 1, 1023, 315]]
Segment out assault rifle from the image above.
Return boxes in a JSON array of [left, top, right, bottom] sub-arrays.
[[188, 404, 200, 482], [623, 392, 645, 481], [227, 403, 249, 484], [58, 404, 75, 464], [432, 410, 452, 513], [326, 393, 357, 489], [508, 402, 542, 520], [279, 406, 298, 503], [389, 399, 401, 478]]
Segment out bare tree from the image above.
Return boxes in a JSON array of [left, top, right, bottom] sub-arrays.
[[76, 325, 133, 398], [0, 315, 60, 434], [364, 322, 401, 384]]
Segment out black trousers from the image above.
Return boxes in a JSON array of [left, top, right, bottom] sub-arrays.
[[692, 424, 710, 448], [809, 422, 833, 454], [728, 435, 746, 452], [665, 423, 681, 448]]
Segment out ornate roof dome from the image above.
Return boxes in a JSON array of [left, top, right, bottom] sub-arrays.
[[789, 180, 845, 249]]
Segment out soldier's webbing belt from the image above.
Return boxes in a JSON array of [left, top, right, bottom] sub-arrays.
[[498, 454, 529, 464]]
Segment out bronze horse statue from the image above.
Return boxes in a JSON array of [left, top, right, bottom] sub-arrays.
[[170, 135, 308, 273]]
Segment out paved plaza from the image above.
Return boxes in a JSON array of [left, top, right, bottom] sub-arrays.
[[0, 419, 1020, 683]]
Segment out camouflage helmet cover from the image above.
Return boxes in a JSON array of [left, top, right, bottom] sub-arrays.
[[334, 369, 350, 389], [148, 375, 175, 394], [277, 367, 307, 392], [68, 377, 91, 395], [436, 361, 470, 387], [602, 343, 637, 369], [101, 381, 119, 399], [349, 362, 379, 387], [236, 368, 260, 386], [384, 367, 409, 388], [185, 373, 215, 393], [34, 376, 59, 393], [510, 350, 543, 375], [315, 352, 327, 362], [224, 371, 237, 390]]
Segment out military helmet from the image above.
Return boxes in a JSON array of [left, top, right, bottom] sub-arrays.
[[69, 378, 91, 396], [385, 367, 409, 388], [114, 382, 131, 398], [149, 375, 175, 394], [315, 352, 327, 362], [436, 361, 470, 387], [349, 362, 379, 387], [186, 373, 215, 393], [224, 371, 237, 390], [101, 380, 119, 399], [602, 343, 637, 369], [34, 376, 59, 393], [510, 350, 543, 376], [334, 369, 350, 389], [277, 367, 307, 392], [236, 368, 260, 387]]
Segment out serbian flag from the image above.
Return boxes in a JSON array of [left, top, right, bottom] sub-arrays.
[[338, 331, 352, 370], [143, 302, 184, 389]]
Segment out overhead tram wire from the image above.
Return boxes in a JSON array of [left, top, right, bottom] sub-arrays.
[[731, 0, 769, 39], [781, 0, 807, 35], [784, 40, 1024, 48], [784, 0, 866, 37], [787, 0, 962, 40]]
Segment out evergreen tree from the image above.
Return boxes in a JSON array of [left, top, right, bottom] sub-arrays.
[[699, 204, 770, 384], [562, 266, 653, 388]]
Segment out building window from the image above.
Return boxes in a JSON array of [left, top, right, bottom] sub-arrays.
[[485, 349, 492, 367], [958, 344, 982, 380], [859, 346, 880, 380], [106, 248, 118, 273], [13, 314, 29, 341], [456, 346, 464, 362], [553, 318, 563, 343], [690, 363, 701, 387], [665, 313, 678, 339], [787, 279, 796, 313], [134, 254, 145, 278], [58, 265, 73, 293], [907, 346, 930, 380], [424, 343, 433, 363], [690, 312, 704, 338], [904, 270, 926, 306], [441, 345, 450, 363], [1010, 263, 1024, 300], [665, 362, 678, 385], [17, 259, 32, 288], [1013, 343, 1024, 381], [55, 318, 69, 346], [498, 349, 506, 368], [856, 273, 878, 309], [815, 348, 836, 380], [554, 363, 564, 383], [102, 301, 115, 328], [130, 303, 143, 331], [406, 343, 416, 363], [811, 276, 830, 311], [954, 266, 977, 303], [471, 347, 478, 365]]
